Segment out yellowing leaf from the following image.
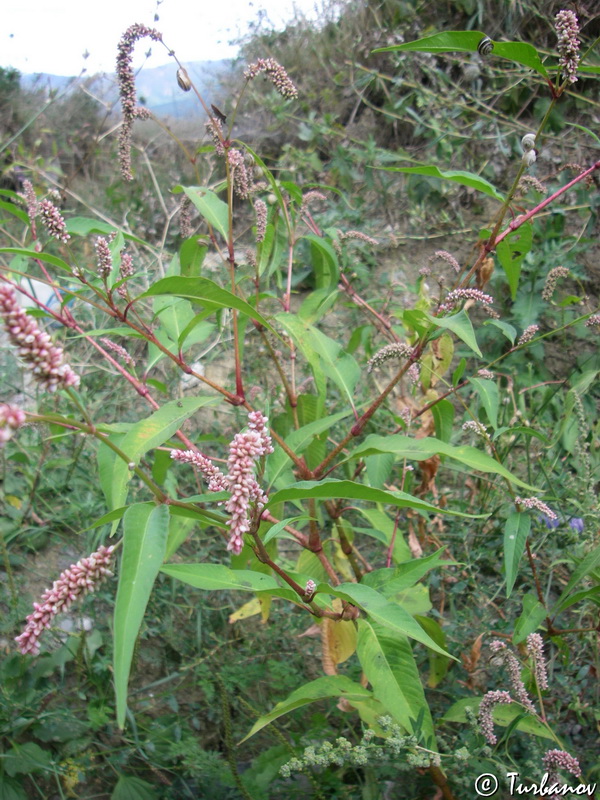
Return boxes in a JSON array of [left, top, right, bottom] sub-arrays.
[[5, 495, 22, 509], [322, 617, 358, 668], [229, 597, 262, 623]]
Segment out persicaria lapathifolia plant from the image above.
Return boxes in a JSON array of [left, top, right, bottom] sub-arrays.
[[2, 8, 599, 799]]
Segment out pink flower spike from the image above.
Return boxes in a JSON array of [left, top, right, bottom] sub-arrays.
[[15, 545, 115, 656]]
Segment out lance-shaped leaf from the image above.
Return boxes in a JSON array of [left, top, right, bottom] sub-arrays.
[[322, 582, 455, 659], [0, 247, 71, 274], [468, 376, 499, 429], [425, 310, 481, 357], [240, 676, 372, 743], [348, 435, 537, 491], [114, 503, 169, 728], [504, 512, 530, 598], [265, 409, 354, 488], [373, 31, 548, 78], [103, 396, 220, 523], [267, 479, 482, 518], [378, 165, 504, 202], [160, 563, 281, 592], [180, 186, 228, 239], [143, 276, 275, 332], [357, 619, 435, 741], [442, 698, 555, 740]]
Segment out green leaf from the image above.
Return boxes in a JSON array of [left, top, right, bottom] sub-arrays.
[[362, 549, 456, 594], [365, 452, 395, 489], [349, 435, 537, 490], [181, 186, 229, 239], [240, 676, 372, 743], [305, 234, 339, 289], [452, 357, 466, 386], [357, 619, 435, 740], [553, 543, 600, 615], [442, 698, 555, 740], [262, 515, 311, 545], [323, 582, 455, 658], [114, 504, 169, 728], [493, 426, 550, 445], [0, 200, 28, 223], [504, 512, 531, 598], [0, 777, 27, 800], [265, 410, 353, 488], [496, 224, 533, 300], [431, 398, 454, 443], [468, 377, 499, 429], [483, 318, 517, 344], [513, 593, 547, 644], [0, 247, 71, 273], [66, 217, 146, 245], [275, 314, 360, 409], [160, 563, 281, 592], [379, 164, 504, 202], [425, 309, 481, 357], [373, 31, 548, 78], [3, 743, 52, 776], [267, 479, 481, 518], [142, 276, 275, 332], [105, 396, 220, 521], [416, 616, 452, 688], [111, 775, 158, 800]]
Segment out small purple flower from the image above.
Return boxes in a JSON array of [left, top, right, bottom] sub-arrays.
[[568, 517, 584, 533], [538, 513, 560, 530]]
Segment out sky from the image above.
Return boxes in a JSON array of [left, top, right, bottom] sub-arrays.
[[3, 0, 320, 77]]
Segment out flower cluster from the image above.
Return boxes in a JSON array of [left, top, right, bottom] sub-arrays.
[[584, 314, 600, 329], [116, 23, 163, 180], [555, 10, 580, 85], [462, 420, 489, 439], [516, 496, 557, 520], [338, 230, 379, 246], [526, 633, 548, 690], [542, 749, 582, 779], [489, 640, 536, 713], [301, 191, 327, 213], [477, 369, 495, 380], [254, 199, 267, 243], [170, 448, 227, 492], [228, 149, 251, 199], [515, 175, 547, 197], [439, 288, 493, 313], [95, 237, 113, 279], [517, 324, 539, 346], [478, 690, 513, 745], [244, 57, 298, 99], [205, 118, 225, 156], [0, 403, 26, 446], [542, 266, 569, 301], [117, 251, 135, 298], [171, 411, 273, 554], [367, 343, 414, 373], [100, 338, 135, 367], [430, 249, 460, 273], [39, 199, 70, 243], [20, 179, 39, 232], [0, 283, 80, 392], [179, 196, 193, 239], [15, 545, 115, 656]]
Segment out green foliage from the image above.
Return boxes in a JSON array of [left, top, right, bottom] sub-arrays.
[[1, 2, 599, 797]]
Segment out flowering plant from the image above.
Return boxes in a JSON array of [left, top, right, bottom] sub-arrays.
[[0, 9, 598, 798]]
